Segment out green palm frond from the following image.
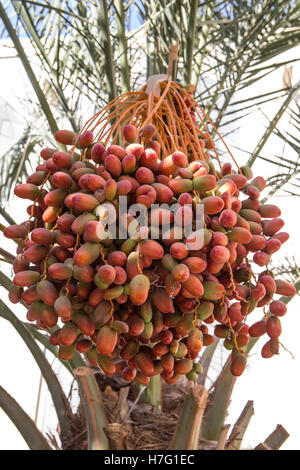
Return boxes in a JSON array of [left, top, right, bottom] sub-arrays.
[[271, 257, 300, 284], [1, 1, 300, 451], [1, 0, 300, 191], [0, 384, 52, 450], [0, 298, 73, 440], [257, 102, 300, 201]]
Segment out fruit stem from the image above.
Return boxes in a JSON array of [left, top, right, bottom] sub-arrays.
[[140, 375, 162, 413]]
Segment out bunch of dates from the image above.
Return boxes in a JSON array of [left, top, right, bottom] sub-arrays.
[[4, 123, 296, 383]]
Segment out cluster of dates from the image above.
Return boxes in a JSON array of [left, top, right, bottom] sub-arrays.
[[4, 122, 296, 383]]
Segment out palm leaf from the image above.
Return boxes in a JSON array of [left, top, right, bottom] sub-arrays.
[[202, 275, 300, 443], [0, 206, 16, 225], [247, 80, 300, 168], [1, 0, 299, 189], [25, 323, 75, 376], [0, 298, 73, 439], [0, 2, 59, 134], [0, 263, 109, 449], [0, 127, 42, 199], [226, 400, 254, 450], [0, 384, 52, 450], [201, 355, 235, 441], [255, 425, 290, 450], [75, 370, 110, 450]]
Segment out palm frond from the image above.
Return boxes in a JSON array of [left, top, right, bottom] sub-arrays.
[[0, 384, 52, 450], [258, 102, 300, 201], [1, 0, 300, 188], [0, 125, 45, 199]]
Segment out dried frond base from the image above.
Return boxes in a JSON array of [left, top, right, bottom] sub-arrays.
[[62, 373, 216, 450], [129, 381, 187, 450]]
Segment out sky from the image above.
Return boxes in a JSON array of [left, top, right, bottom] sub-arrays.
[[0, 33, 299, 450]]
